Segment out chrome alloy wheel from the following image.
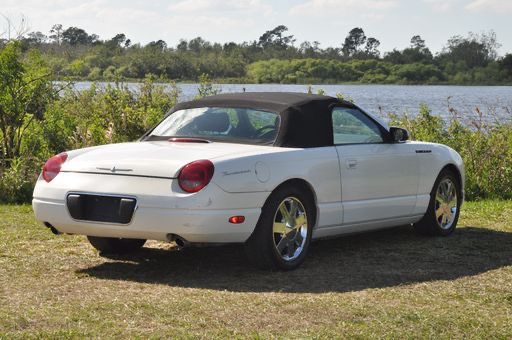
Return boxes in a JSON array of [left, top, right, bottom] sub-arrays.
[[272, 197, 308, 261], [435, 178, 458, 230]]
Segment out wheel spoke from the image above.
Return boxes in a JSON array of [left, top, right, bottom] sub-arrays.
[[279, 204, 291, 223], [446, 209, 453, 221], [295, 229, 304, 246], [436, 192, 444, 205], [276, 235, 289, 253], [442, 183, 450, 201], [448, 191, 457, 206], [446, 182, 453, 199], [446, 189, 453, 202], [435, 207, 444, 219], [289, 200, 298, 221], [287, 242, 295, 257], [449, 200, 456, 210], [273, 222, 288, 235], [295, 213, 306, 229]]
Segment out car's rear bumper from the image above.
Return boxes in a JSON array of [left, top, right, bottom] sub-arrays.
[[32, 172, 267, 243]]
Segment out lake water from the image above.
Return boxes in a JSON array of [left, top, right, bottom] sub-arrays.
[[73, 82, 512, 121]]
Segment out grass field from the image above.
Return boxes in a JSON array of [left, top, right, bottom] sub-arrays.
[[1, 201, 511, 338]]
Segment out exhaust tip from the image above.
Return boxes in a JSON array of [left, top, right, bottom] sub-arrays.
[[175, 238, 186, 247], [166, 233, 189, 248], [43, 222, 62, 235]]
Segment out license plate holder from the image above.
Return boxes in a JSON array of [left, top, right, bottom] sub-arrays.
[[67, 194, 136, 224]]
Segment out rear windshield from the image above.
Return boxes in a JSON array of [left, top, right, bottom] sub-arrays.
[[147, 107, 280, 145]]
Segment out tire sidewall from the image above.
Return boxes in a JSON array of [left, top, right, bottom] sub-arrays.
[[429, 171, 461, 236], [258, 186, 314, 270]]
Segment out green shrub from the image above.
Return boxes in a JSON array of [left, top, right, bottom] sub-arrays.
[[195, 74, 221, 99], [0, 158, 39, 203], [41, 76, 180, 151], [0, 76, 180, 203]]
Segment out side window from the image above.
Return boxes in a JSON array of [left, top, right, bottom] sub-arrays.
[[246, 109, 279, 130], [332, 107, 384, 144]]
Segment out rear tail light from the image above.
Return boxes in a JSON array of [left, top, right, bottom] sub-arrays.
[[42, 152, 68, 182], [178, 160, 214, 193]]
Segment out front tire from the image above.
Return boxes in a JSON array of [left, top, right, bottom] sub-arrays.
[[87, 236, 146, 254], [414, 169, 461, 236], [245, 185, 314, 270]]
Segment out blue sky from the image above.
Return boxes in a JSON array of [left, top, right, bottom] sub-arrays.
[[2, 0, 511, 55]]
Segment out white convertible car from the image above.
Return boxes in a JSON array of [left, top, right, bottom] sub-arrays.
[[33, 92, 464, 270]]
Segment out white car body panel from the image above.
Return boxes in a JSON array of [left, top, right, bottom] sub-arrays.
[[213, 146, 344, 229], [33, 170, 267, 242], [335, 143, 419, 225], [62, 141, 284, 178]]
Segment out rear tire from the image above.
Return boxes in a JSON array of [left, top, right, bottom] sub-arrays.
[[245, 185, 314, 270], [413, 169, 461, 236], [87, 236, 146, 254]]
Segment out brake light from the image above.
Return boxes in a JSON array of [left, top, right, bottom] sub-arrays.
[[178, 160, 214, 193], [42, 152, 68, 182]]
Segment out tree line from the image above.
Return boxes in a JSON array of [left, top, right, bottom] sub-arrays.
[[1, 24, 511, 84]]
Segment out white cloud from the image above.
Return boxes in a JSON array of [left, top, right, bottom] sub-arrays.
[[362, 12, 385, 20], [466, 0, 512, 12], [166, 14, 256, 31], [164, 0, 275, 41], [290, 0, 398, 16], [168, 0, 274, 15], [168, 0, 212, 12], [422, 0, 457, 12]]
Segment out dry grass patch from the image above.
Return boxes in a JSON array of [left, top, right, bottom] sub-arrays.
[[1, 201, 511, 338]]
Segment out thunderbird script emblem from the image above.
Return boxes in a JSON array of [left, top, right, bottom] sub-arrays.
[[96, 166, 133, 173]]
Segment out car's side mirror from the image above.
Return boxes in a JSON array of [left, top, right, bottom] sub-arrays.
[[390, 127, 409, 143]]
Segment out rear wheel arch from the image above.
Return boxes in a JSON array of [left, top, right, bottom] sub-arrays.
[[246, 178, 317, 270], [267, 178, 318, 227]]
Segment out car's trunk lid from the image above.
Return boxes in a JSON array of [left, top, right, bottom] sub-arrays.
[[62, 141, 270, 178]]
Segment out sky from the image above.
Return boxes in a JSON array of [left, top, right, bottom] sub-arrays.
[[1, 0, 511, 55]]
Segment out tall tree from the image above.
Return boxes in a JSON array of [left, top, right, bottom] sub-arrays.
[[410, 35, 426, 49], [299, 41, 322, 58], [176, 39, 188, 52], [442, 34, 491, 68], [473, 30, 501, 61], [188, 37, 209, 53], [49, 24, 63, 44], [258, 25, 295, 50], [342, 27, 367, 57], [26, 31, 47, 45], [147, 40, 167, 51], [364, 37, 381, 58], [498, 53, 512, 76], [62, 27, 97, 45], [110, 33, 126, 47]]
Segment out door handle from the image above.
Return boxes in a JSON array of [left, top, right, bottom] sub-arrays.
[[347, 159, 357, 169]]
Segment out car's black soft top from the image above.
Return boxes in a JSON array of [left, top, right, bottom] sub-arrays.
[[169, 92, 359, 148]]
